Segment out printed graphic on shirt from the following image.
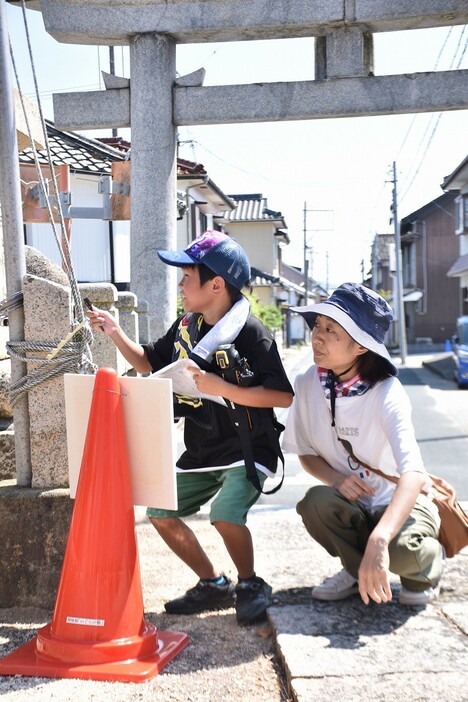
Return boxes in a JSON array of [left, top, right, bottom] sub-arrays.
[[337, 425, 360, 437], [174, 314, 205, 410]]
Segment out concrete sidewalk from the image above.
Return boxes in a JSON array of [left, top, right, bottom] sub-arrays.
[[421, 352, 457, 381], [270, 346, 468, 701], [266, 512, 468, 702]]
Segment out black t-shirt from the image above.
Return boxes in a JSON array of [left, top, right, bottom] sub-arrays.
[[143, 315, 293, 472]]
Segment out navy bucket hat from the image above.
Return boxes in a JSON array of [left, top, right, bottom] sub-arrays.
[[293, 282, 397, 375], [157, 230, 251, 291]]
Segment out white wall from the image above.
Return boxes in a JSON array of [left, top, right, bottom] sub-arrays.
[[225, 221, 277, 274], [113, 219, 130, 283], [26, 174, 113, 283]]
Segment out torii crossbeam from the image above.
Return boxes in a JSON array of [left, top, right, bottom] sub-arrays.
[[28, 0, 468, 338]]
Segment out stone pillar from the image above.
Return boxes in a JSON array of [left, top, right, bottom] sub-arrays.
[[315, 28, 374, 79], [23, 275, 73, 488], [0, 481, 73, 608], [0, 5, 31, 485], [137, 298, 150, 344], [116, 291, 139, 375], [78, 282, 124, 374], [129, 33, 177, 341]]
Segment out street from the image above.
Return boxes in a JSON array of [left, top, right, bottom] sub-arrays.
[[264, 352, 468, 508]]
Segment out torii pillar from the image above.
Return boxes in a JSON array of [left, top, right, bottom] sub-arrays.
[[128, 33, 177, 338]]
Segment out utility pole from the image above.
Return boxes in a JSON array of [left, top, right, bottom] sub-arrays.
[[303, 201, 309, 304], [109, 46, 118, 137], [392, 161, 407, 365], [0, 1, 32, 484]]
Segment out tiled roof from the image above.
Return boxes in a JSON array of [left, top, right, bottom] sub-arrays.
[[98, 136, 131, 153], [447, 253, 468, 277], [19, 121, 126, 174], [441, 153, 468, 190], [98, 142, 208, 176], [400, 191, 455, 225], [374, 233, 394, 263], [250, 267, 280, 285], [176, 157, 207, 175], [226, 193, 287, 225], [19, 124, 210, 178], [281, 261, 326, 296]]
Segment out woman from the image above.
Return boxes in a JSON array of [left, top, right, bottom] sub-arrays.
[[282, 283, 443, 606]]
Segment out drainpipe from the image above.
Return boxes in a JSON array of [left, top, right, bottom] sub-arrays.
[[421, 220, 427, 315]]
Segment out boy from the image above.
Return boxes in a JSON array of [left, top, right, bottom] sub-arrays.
[[87, 230, 293, 625]]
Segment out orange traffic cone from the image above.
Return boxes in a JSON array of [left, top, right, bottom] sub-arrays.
[[0, 368, 188, 682]]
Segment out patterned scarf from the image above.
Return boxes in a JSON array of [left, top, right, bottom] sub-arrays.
[[317, 366, 372, 399]]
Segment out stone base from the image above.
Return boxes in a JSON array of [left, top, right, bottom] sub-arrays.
[[0, 429, 15, 481], [0, 481, 73, 609]]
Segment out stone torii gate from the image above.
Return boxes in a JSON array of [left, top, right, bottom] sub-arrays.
[[36, 0, 468, 340]]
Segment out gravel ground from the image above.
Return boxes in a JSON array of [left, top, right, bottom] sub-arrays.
[[0, 344, 309, 702], [0, 510, 294, 702]]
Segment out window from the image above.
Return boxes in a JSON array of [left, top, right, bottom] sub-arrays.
[[455, 194, 468, 235]]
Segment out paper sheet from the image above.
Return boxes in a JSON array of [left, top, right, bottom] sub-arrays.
[[151, 358, 226, 406], [64, 374, 177, 509]]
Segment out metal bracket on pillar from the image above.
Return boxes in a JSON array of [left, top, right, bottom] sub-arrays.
[[26, 175, 132, 222], [98, 174, 130, 197]]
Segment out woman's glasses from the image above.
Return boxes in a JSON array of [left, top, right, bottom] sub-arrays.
[[338, 436, 361, 471]]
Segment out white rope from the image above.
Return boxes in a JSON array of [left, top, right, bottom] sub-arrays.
[[6, 3, 97, 405], [0, 292, 24, 322], [8, 325, 95, 405]]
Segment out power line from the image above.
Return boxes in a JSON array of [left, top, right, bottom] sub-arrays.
[[397, 25, 468, 206], [394, 26, 454, 163]]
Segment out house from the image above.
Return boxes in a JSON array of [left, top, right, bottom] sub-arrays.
[[18, 125, 320, 346], [18, 124, 234, 290], [220, 193, 289, 306], [442, 155, 468, 316], [19, 122, 130, 287], [398, 192, 460, 344], [218, 194, 326, 344], [370, 233, 395, 296]]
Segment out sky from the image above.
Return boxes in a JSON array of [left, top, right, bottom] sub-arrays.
[[5, 4, 468, 290]]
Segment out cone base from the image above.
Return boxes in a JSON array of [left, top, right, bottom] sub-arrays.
[[0, 629, 189, 683]]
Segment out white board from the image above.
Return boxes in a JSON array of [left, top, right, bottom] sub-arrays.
[[64, 374, 177, 510]]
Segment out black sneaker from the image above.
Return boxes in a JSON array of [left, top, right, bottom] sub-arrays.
[[164, 576, 235, 614], [235, 576, 273, 625]]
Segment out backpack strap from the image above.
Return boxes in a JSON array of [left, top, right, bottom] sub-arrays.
[[222, 399, 285, 494], [214, 344, 285, 495]]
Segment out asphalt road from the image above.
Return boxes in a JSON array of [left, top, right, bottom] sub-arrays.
[[266, 353, 468, 508]]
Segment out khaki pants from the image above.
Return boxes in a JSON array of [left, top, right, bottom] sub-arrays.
[[297, 485, 443, 592]]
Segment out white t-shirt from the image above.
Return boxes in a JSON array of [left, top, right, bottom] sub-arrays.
[[282, 364, 434, 512]]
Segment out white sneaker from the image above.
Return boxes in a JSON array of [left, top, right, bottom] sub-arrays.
[[399, 583, 440, 606], [311, 569, 359, 601], [399, 543, 445, 606]]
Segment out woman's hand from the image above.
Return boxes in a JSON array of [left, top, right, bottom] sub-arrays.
[[334, 473, 375, 502], [358, 536, 392, 605]]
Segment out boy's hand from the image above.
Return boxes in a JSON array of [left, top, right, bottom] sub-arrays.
[[187, 366, 227, 397], [85, 307, 118, 337]]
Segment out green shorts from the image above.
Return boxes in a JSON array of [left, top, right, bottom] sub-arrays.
[[146, 466, 266, 525]]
